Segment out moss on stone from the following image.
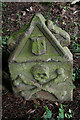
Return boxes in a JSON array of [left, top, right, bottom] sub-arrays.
[[8, 13, 73, 101]]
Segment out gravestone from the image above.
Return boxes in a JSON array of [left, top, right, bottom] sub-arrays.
[[7, 13, 73, 101]]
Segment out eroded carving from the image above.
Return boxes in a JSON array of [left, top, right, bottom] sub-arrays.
[[32, 64, 49, 83], [31, 37, 46, 56], [8, 13, 73, 101], [47, 20, 70, 47]]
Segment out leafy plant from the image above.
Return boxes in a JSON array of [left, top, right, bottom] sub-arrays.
[[73, 67, 80, 81], [73, 69, 76, 89], [73, 83, 76, 89], [57, 104, 64, 120], [0, 35, 10, 53], [60, 5, 67, 10], [2, 2, 7, 8], [2, 35, 9, 45], [72, 41, 80, 52], [2, 3, 7, 23], [43, 106, 52, 119], [65, 109, 72, 119], [17, 13, 22, 28], [72, 34, 77, 41], [63, 6, 67, 10], [43, 104, 73, 120]]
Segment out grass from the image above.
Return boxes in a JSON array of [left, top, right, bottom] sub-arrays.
[[43, 104, 72, 120]]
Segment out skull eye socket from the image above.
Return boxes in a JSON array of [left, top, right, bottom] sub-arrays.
[[37, 73, 46, 79], [43, 73, 46, 76], [41, 77, 44, 79], [37, 73, 41, 76], [32, 64, 49, 82], [41, 42, 43, 45]]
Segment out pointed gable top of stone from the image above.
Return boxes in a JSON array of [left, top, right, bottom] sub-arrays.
[[8, 13, 73, 63]]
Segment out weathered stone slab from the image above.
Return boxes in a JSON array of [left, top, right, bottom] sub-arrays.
[[7, 13, 73, 101]]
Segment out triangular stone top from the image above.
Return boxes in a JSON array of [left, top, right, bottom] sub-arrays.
[[7, 13, 73, 63]]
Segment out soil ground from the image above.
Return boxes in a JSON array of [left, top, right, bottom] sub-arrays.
[[2, 2, 80, 120]]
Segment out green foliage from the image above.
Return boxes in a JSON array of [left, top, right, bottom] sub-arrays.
[[2, 2, 7, 8], [17, 13, 22, 28], [72, 41, 80, 53], [73, 69, 76, 89], [43, 106, 52, 119], [73, 72, 76, 82], [63, 6, 67, 10], [2, 3, 7, 23], [0, 35, 9, 53], [43, 104, 73, 120], [73, 66, 80, 89], [2, 2, 10, 51], [60, 5, 67, 10], [44, 12, 52, 21], [73, 84, 76, 89], [57, 104, 64, 120], [53, 17, 59, 26], [72, 34, 77, 41], [73, 67, 80, 81], [2, 36, 9, 45], [65, 109, 72, 119]]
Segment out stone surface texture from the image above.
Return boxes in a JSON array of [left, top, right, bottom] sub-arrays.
[[7, 13, 73, 101]]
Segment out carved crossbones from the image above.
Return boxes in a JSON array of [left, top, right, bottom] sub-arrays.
[[13, 68, 68, 100]]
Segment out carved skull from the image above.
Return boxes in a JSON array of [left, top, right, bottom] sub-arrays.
[[32, 64, 49, 83]]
